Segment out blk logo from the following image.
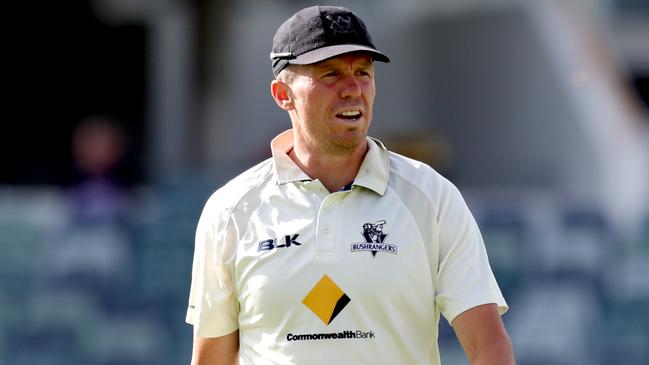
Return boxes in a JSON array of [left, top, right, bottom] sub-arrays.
[[258, 234, 302, 252]]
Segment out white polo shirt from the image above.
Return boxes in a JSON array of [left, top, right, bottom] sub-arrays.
[[186, 130, 507, 364]]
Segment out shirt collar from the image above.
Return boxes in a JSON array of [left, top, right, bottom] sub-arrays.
[[271, 129, 389, 195], [355, 137, 389, 195]]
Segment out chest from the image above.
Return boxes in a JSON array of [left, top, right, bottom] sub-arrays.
[[231, 186, 435, 329]]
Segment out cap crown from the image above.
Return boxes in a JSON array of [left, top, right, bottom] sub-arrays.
[[272, 6, 374, 57], [271, 6, 388, 76]]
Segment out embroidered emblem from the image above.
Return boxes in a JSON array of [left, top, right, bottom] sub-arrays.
[[351, 220, 397, 257], [326, 15, 358, 36]]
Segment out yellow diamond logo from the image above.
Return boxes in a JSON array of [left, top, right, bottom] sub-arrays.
[[302, 274, 351, 325]]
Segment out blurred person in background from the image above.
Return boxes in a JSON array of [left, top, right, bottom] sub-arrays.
[[187, 6, 514, 365], [46, 116, 135, 302], [69, 116, 130, 223]]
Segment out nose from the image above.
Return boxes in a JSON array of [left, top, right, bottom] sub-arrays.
[[339, 74, 362, 99]]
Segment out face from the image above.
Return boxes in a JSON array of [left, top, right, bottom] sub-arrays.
[[279, 53, 376, 156]]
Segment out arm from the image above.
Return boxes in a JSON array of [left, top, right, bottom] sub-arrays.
[[452, 304, 515, 365], [191, 330, 239, 365]]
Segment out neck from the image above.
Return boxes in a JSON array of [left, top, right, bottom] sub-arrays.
[[289, 140, 368, 193]]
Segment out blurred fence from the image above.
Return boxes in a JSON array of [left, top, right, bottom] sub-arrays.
[[1, 183, 648, 365], [0, 182, 212, 365]]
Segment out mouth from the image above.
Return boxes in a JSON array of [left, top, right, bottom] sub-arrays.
[[335, 109, 363, 121]]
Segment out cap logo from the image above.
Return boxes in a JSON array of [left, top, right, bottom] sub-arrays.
[[326, 15, 358, 36]]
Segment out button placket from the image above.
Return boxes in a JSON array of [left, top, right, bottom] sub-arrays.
[[315, 194, 340, 255]]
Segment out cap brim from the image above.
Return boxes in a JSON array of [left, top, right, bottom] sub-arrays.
[[290, 44, 390, 65]]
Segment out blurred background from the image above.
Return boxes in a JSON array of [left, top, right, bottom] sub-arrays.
[[2, 0, 649, 364]]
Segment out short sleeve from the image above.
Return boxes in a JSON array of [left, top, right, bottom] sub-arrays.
[[186, 195, 239, 337], [434, 182, 508, 325]]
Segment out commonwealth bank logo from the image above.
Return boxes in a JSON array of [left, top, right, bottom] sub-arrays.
[[351, 220, 397, 257], [302, 275, 351, 325]]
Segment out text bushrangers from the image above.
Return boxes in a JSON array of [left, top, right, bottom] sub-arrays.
[[351, 243, 397, 254], [287, 330, 375, 341]]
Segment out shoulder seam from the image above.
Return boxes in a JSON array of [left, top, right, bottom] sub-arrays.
[[215, 160, 275, 250], [230, 167, 275, 214], [388, 154, 438, 206]]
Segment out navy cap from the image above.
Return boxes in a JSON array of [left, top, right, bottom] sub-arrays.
[[270, 6, 390, 76]]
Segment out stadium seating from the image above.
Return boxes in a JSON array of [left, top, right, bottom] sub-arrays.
[[1, 186, 647, 365]]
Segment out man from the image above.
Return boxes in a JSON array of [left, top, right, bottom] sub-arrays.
[[187, 5, 514, 364]]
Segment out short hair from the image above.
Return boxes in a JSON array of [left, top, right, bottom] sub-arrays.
[[276, 64, 297, 84]]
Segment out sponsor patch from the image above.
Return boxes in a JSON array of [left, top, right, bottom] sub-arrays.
[[302, 274, 350, 325]]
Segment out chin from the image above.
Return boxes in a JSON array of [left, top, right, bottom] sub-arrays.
[[328, 136, 366, 155]]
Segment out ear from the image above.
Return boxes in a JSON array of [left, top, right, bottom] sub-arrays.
[[271, 80, 294, 111]]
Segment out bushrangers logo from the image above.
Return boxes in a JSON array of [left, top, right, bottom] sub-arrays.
[[351, 220, 397, 257]]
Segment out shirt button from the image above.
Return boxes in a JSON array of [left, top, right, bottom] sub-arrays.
[[323, 226, 330, 234]]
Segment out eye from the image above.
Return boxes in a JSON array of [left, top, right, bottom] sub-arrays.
[[356, 69, 372, 77], [323, 71, 338, 78]]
